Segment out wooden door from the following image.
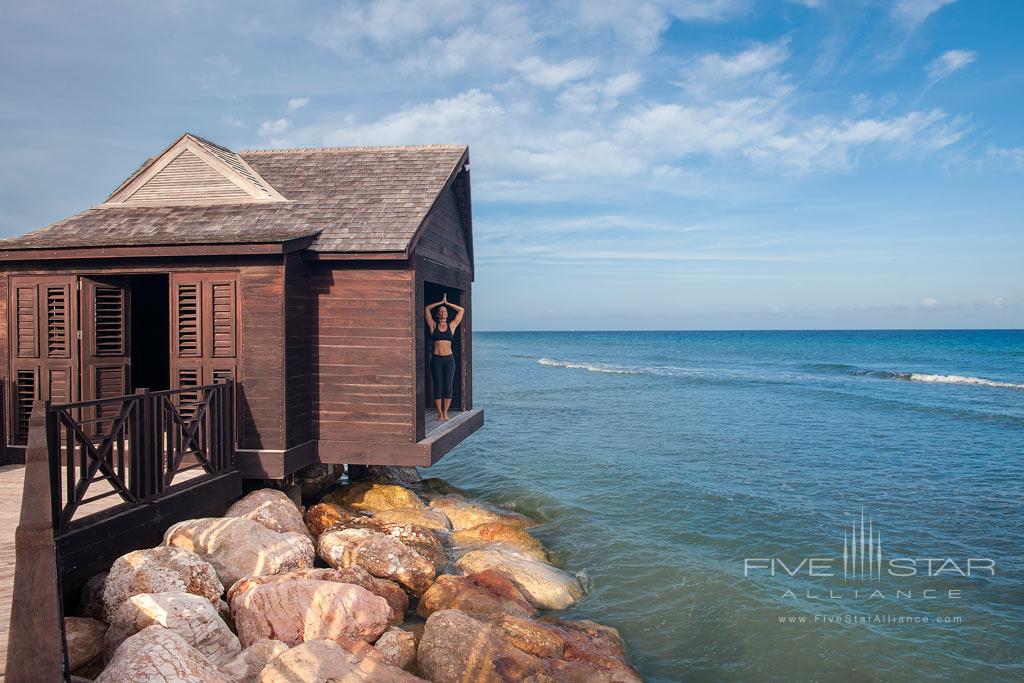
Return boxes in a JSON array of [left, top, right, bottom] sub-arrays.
[[169, 273, 238, 399], [8, 276, 78, 442], [80, 277, 131, 433]]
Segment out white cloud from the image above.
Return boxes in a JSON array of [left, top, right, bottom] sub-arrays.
[[681, 40, 791, 97], [558, 71, 643, 112], [920, 297, 940, 307], [516, 56, 597, 89], [258, 118, 290, 136], [890, 0, 956, 30], [221, 115, 245, 128], [925, 49, 976, 84], [287, 97, 311, 112]]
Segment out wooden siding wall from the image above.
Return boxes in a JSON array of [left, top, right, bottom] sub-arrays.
[[414, 188, 473, 273], [284, 255, 314, 448], [239, 264, 286, 450], [312, 265, 415, 445]]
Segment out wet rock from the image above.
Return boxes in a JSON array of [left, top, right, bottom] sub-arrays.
[[96, 625, 230, 683], [451, 522, 547, 561], [228, 566, 408, 625], [256, 638, 424, 683], [416, 609, 547, 682], [456, 548, 583, 610], [226, 488, 311, 538], [417, 571, 536, 621], [545, 617, 641, 681], [304, 502, 366, 536], [373, 506, 452, 532], [102, 546, 224, 622], [65, 616, 106, 675], [428, 495, 536, 531], [230, 578, 391, 648], [318, 527, 436, 596], [219, 638, 289, 682], [418, 477, 469, 499], [374, 626, 418, 671], [77, 572, 107, 620], [324, 481, 425, 512], [295, 464, 341, 501], [164, 517, 314, 587], [320, 514, 447, 569], [106, 591, 241, 666]]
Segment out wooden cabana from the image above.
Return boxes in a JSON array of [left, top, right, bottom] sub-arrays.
[[0, 133, 482, 479]]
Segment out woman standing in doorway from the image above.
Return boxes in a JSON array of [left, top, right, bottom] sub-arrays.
[[424, 293, 464, 421]]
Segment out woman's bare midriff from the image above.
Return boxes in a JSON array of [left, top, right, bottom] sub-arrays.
[[433, 341, 453, 356]]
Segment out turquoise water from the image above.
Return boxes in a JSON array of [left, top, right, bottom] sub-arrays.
[[429, 330, 1024, 682]]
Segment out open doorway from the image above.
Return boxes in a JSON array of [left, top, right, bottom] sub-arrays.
[[130, 274, 170, 391], [424, 282, 463, 413]]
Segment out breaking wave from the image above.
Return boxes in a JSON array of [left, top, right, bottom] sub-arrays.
[[537, 358, 644, 375], [853, 370, 1024, 390]]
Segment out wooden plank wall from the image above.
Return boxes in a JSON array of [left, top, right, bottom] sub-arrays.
[[415, 188, 473, 273], [239, 263, 286, 450], [311, 264, 415, 446], [283, 255, 313, 448]]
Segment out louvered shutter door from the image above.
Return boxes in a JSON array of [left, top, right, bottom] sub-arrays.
[[8, 276, 78, 443], [170, 272, 238, 393], [80, 277, 130, 434]]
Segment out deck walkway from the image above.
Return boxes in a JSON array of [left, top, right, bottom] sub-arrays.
[[0, 465, 23, 681]]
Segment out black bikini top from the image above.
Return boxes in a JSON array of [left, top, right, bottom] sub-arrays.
[[431, 324, 454, 341]]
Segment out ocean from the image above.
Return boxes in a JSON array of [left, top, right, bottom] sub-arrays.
[[429, 330, 1024, 682]]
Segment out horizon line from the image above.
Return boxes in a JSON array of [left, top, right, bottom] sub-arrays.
[[475, 327, 1024, 333]]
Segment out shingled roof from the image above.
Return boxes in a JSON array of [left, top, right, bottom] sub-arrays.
[[0, 134, 470, 254]]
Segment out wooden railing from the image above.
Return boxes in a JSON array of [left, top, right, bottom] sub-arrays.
[[47, 381, 235, 530]]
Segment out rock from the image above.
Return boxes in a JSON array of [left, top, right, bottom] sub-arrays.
[[304, 502, 366, 536], [96, 625, 230, 683], [324, 481, 425, 512], [219, 638, 289, 682], [228, 566, 408, 625], [417, 609, 547, 682], [318, 527, 436, 596], [418, 477, 469, 498], [418, 571, 537, 621], [428, 495, 536, 531], [65, 616, 106, 674], [102, 546, 224, 622], [451, 522, 547, 561], [486, 614, 565, 659], [77, 572, 107, 620], [226, 488, 311, 538], [365, 466, 422, 485], [295, 464, 341, 501], [106, 591, 241, 666], [374, 627, 417, 671], [231, 578, 391, 648], [373, 506, 452, 532], [321, 514, 447, 569], [456, 548, 583, 610], [164, 517, 314, 587], [257, 638, 424, 683], [546, 617, 641, 681]]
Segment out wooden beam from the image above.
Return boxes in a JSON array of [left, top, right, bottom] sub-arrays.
[[0, 243, 298, 261]]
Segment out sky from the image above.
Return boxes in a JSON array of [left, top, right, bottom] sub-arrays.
[[1, 0, 1021, 330]]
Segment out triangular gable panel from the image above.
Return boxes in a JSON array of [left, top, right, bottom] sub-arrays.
[[105, 133, 286, 206]]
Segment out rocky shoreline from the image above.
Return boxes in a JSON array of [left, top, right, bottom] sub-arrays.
[[64, 467, 642, 682]]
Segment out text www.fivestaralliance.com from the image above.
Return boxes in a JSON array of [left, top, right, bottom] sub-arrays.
[[777, 614, 964, 625]]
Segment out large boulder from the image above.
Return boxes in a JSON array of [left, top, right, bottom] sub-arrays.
[[374, 627, 417, 671], [228, 566, 408, 624], [304, 502, 366, 536], [451, 523, 547, 561], [456, 548, 583, 610], [164, 517, 314, 587], [101, 546, 223, 622], [417, 609, 547, 682], [106, 592, 241, 666], [324, 481, 425, 512], [319, 514, 447, 569], [65, 616, 106, 676], [318, 527, 436, 596], [231, 578, 391, 648], [544, 617, 641, 682], [373, 506, 452, 532], [428, 495, 536, 531], [257, 638, 423, 683], [296, 464, 342, 500], [226, 488, 311, 538], [96, 625, 230, 683], [219, 638, 290, 682], [417, 571, 536, 621], [77, 572, 107, 620]]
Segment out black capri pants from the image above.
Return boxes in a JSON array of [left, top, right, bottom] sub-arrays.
[[430, 354, 456, 399]]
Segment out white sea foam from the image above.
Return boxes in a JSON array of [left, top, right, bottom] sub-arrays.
[[537, 358, 643, 375], [904, 373, 1024, 390]]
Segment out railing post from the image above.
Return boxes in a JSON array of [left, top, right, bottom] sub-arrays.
[[7, 400, 68, 681], [131, 388, 151, 501], [45, 401, 60, 529]]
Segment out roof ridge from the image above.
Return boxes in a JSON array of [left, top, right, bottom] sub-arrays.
[[239, 144, 467, 154]]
